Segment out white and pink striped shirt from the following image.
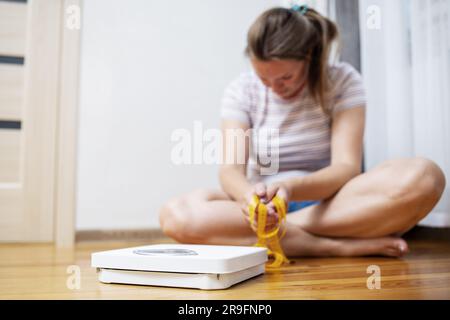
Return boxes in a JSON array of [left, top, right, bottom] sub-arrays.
[[220, 62, 366, 183]]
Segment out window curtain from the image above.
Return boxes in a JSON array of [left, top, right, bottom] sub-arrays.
[[359, 0, 450, 227]]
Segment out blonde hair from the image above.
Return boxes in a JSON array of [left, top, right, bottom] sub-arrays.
[[245, 7, 339, 114]]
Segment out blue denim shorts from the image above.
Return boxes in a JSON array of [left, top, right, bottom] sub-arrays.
[[287, 200, 320, 213]]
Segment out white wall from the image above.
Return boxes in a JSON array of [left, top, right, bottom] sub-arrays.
[[76, 0, 279, 230]]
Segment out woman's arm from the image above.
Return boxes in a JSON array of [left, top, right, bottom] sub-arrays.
[[281, 106, 366, 201], [219, 119, 253, 203], [219, 119, 282, 228]]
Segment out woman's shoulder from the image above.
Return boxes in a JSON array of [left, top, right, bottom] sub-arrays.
[[225, 70, 263, 94], [221, 71, 262, 123], [328, 61, 361, 83], [327, 62, 366, 113], [327, 61, 364, 94]]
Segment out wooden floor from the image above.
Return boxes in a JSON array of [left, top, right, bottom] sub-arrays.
[[1, 228, 450, 299]]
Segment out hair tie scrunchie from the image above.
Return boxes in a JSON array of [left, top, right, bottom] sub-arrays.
[[291, 4, 309, 15]]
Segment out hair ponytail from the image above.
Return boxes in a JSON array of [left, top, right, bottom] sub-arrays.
[[303, 9, 339, 113]]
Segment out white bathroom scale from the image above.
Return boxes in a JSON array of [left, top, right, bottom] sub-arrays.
[[91, 244, 268, 290]]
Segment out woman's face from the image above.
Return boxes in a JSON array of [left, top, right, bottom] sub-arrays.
[[251, 58, 308, 100]]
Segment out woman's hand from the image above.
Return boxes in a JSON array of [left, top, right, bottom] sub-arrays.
[[241, 182, 291, 231]]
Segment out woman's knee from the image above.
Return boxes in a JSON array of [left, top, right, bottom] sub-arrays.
[[158, 189, 216, 243], [159, 197, 188, 242], [386, 157, 446, 211]]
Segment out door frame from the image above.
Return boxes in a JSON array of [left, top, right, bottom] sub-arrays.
[[54, 0, 81, 247]]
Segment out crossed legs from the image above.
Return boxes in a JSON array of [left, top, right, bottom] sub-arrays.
[[159, 158, 445, 257]]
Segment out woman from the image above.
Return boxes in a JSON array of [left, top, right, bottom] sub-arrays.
[[159, 6, 445, 257]]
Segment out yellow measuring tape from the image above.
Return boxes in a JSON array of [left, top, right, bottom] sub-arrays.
[[248, 195, 291, 269]]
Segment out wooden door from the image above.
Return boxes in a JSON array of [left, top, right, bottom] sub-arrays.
[[0, 0, 63, 242]]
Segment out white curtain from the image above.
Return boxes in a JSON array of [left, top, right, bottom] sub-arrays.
[[360, 0, 450, 227]]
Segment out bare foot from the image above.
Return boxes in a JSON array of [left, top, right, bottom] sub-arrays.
[[282, 224, 409, 257], [333, 237, 409, 257]]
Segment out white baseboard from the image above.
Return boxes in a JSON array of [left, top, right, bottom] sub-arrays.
[[75, 228, 169, 242]]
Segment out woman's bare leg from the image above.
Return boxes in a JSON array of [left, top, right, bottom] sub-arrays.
[[288, 157, 446, 238], [159, 189, 409, 257]]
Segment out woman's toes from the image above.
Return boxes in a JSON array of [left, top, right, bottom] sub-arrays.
[[397, 239, 409, 254], [382, 238, 409, 257]]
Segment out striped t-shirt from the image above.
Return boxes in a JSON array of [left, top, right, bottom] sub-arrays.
[[220, 62, 366, 184]]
